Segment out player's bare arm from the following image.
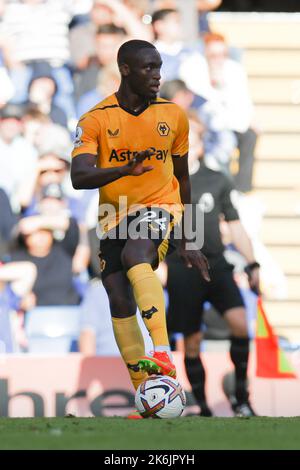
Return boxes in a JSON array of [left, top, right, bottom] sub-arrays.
[[173, 153, 210, 281], [71, 149, 155, 190], [228, 219, 260, 294]]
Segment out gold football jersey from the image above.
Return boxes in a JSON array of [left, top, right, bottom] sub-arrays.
[[72, 94, 189, 232]]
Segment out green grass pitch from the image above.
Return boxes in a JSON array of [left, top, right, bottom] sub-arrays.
[[0, 417, 300, 450]]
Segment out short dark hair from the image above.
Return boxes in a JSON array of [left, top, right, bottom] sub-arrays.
[[0, 103, 25, 120], [117, 39, 156, 66], [96, 23, 127, 36], [159, 79, 189, 101], [151, 9, 177, 24]]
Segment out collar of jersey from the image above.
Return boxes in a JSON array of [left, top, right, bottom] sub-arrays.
[[114, 93, 154, 116]]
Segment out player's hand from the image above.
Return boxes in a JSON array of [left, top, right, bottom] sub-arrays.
[[122, 148, 155, 176], [177, 242, 211, 282], [246, 266, 261, 295]]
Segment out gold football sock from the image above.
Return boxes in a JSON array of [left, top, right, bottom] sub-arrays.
[[112, 315, 147, 390], [127, 263, 169, 348]]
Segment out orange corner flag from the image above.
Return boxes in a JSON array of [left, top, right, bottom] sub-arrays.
[[255, 297, 297, 378]]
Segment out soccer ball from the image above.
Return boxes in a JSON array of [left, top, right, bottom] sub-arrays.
[[135, 375, 186, 419]]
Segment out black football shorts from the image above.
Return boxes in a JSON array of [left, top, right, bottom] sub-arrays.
[[167, 256, 245, 336], [99, 206, 178, 280]]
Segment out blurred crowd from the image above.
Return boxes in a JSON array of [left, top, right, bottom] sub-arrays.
[[0, 0, 286, 355]]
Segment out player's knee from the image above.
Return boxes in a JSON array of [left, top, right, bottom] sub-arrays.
[[110, 296, 136, 318], [104, 287, 135, 317]]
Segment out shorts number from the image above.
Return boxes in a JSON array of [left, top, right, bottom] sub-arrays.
[[140, 211, 167, 230]]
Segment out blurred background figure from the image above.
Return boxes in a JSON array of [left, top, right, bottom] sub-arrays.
[[18, 151, 74, 216], [10, 193, 86, 353], [197, 0, 223, 34], [160, 79, 237, 175], [79, 278, 155, 357], [69, 0, 151, 80], [0, 0, 77, 127], [151, 7, 200, 82], [17, 147, 91, 279], [76, 63, 121, 118], [151, 0, 223, 41], [21, 106, 51, 147], [12, 197, 81, 308], [0, 30, 15, 108], [0, 260, 37, 353], [21, 120, 88, 209], [24, 64, 68, 128], [0, 187, 16, 260], [0, 103, 38, 211], [73, 23, 127, 100], [179, 32, 258, 192]]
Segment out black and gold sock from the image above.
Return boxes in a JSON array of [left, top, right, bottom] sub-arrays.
[[127, 263, 169, 348], [112, 315, 147, 390]]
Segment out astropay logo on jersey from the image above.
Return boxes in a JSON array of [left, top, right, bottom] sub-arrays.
[[109, 147, 169, 163]]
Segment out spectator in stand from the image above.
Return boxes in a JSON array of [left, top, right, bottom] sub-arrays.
[[17, 146, 88, 219], [22, 119, 77, 198], [16, 149, 91, 277], [76, 63, 121, 117], [33, 122, 73, 164], [123, 0, 151, 21], [11, 204, 81, 308], [151, 0, 222, 35], [24, 65, 68, 128], [151, 8, 199, 82], [0, 260, 37, 353], [68, 0, 93, 29], [160, 79, 237, 174], [29, 122, 97, 247], [18, 153, 73, 216], [197, 1, 223, 34], [21, 106, 51, 147], [0, 103, 38, 210], [73, 23, 127, 100], [179, 33, 258, 192], [0, 187, 16, 260], [16, 115, 72, 199], [0, 57, 14, 108], [69, 0, 151, 79], [1, 0, 76, 125], [79, 278, 154, 356]]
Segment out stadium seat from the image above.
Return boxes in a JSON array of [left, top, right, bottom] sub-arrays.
[[25, 306, 82, 354]]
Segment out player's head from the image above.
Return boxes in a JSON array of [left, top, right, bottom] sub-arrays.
[[117, 40, 162, 100]]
